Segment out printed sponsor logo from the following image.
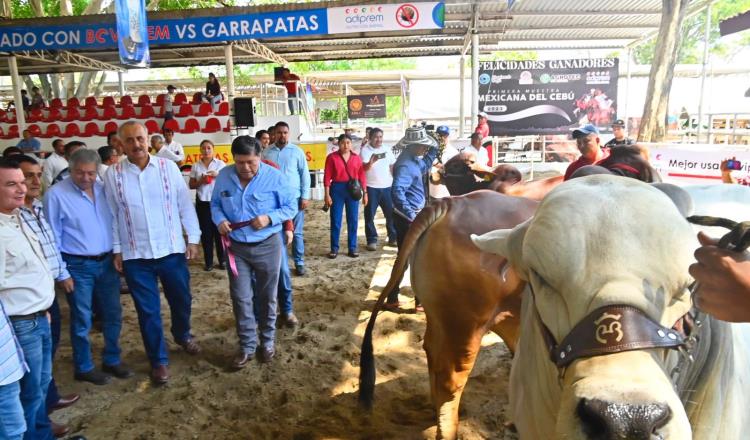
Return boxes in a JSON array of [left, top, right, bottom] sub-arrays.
[[479, 73, 491, 85]]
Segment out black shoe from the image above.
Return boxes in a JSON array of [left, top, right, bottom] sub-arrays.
[[347, 251, 359, 258], [74, 369, 111, 385], [204, 264, 213, 272], [295, 265, 306, 276], [257, 347, 275, 363], [216, 262, 226, 270], [102, 363, 134, 379], [387, 240, 398, 247]]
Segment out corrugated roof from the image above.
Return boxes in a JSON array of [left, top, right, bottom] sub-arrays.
[[0, 0, 708, 75]]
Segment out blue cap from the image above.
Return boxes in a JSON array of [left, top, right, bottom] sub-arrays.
[[571, 124, 600, 139], [436, 125, 450, 135]]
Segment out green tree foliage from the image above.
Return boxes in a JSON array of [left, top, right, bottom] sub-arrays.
[[11, 0, 88, 18], [634, 0, 750, 64]]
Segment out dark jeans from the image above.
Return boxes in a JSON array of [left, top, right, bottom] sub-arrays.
[[329, 182, 360, 253], [122, 253, 192, 367], [44, 299, 60, 413], [364, 187, 396, 245], [63, 253, 122, 374], [196, 200, 224, 268], [387, 214, 413, 304]]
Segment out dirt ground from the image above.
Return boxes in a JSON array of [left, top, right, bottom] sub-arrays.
[[51, 199, 525, 440]]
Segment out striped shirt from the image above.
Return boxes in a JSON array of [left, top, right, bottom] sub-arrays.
[[19, 200, 70, 282], [0, 300, 27, 386]]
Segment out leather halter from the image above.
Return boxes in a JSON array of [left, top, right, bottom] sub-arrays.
[[531, 293, 692, 369]]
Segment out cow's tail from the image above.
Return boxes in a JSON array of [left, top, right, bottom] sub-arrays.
[[359, 200, 451, 409]]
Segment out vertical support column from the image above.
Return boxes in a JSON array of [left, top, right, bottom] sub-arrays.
[[8, 56, 26, 131], [623, 47, 632, 133], [459, 55, 465, 137], [224, 43, 236, 125], [400, 74, 407, 133], [338, 84, 343, 129], [471, 32, 479, 129], [697, 2, 712, 144], [118, 71, 126, 97], [344, 84, 350, 129]]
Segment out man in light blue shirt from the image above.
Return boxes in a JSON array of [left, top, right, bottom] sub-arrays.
[[212, 136, 297, 370], [15, 131, 40, 154], [261, 121, 310, 276], [45, 149, 131, 386]]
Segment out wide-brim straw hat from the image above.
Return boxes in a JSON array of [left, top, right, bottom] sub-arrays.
[[393, 126, 438, 152]]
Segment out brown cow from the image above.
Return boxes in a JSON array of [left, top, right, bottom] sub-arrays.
[[433, 152, 563, 201], [359, 191, 538, 440]]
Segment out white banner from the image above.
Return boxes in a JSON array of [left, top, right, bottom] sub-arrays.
[[650, 145, 750, 185], [327, 2, 444, 34]]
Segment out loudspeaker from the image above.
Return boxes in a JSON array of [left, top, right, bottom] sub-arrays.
[[234, 97, 256, 127]]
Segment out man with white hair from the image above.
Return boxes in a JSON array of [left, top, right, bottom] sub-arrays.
[[150, 133, 181, 163], [103, 121, 201, 385], [46, 149, 131, 386]]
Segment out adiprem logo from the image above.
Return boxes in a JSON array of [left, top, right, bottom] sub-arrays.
[[343, 6, 385, 24]]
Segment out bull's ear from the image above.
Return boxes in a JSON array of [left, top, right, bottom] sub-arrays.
[[471, 229, 513, 258], [651, 183, 694, 217]]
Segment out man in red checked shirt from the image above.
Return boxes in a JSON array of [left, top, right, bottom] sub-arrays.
[[282, 68, 302, 115]]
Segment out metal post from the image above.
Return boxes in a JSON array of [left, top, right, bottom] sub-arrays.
[[459, 55, 466, 137], [224, 43, 236, 120], [344, 84, 350, 129], [8, 56, 26, 131], [697, 2, 712, 144], [117, 72, 126, 97], [471, 32, 479, 129], [338, 84, 344, 130], [623, 48, 632, 133]]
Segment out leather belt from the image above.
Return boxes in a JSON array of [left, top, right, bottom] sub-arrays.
[[62, 252, 111, 262], [10, 310, 48, 322]]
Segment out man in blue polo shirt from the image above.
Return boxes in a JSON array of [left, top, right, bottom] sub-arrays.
[[212, 136, 297, 370], [387, 126, 439, 312], [15, 131, 40, 154]]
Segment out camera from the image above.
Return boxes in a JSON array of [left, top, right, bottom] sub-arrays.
[[727, 159, 743, 170], [374, 152, 386, 159], [322, 204, 330, 212]]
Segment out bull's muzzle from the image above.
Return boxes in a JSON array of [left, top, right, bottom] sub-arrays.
[[577, 398, 671, 440]]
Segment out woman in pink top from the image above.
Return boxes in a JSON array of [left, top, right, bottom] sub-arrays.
[[323, 134, 368, 258]]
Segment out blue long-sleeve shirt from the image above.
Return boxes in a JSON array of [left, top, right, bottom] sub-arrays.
[[210, 162, 298, 244], [391, 146, 439, 221], [261, 143, 311, 200]]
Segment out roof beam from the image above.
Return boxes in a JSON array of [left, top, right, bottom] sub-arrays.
[[461, 4, 479, 56], [233, 39, 288, 65], [3, 50, 124, 72]]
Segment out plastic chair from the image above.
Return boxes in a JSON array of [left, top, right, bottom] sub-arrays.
[[162, 119, 179, 133], [63, 123, 80, 137], [174, 93, 187, 106], [49, 98, 63, 109], [0, 110, 6, 123], [216, 101, 229, 116], [102, 96, 116, 108], [100, 106, 117, 121], [118, 105, 136, 120], [27, 124, 42, 137], [138, 105, 155, 118], [195, 102, 212, 117], [66, 97, 80, 108], [27, 109, 43, 123], [83, 122, 99, 137], [138, 95, 151, 106], [223, 118, 231, 132], [62, 107, 81, 122], [80, 106, 99, 122], [175, 103, 193, 118], [192, 92, 203, 104], [203, 117, 221, 133], [44, 124, 62, 138], [43, 107, 63, 123], [120, 96, 133, 107], [182, 118, 200, 134], [84, 96, 98, 108], [3, 125, 19, 139], [99, 121, 119, 136], [145, 119, 160, 134], [155, 94, 166, 107]]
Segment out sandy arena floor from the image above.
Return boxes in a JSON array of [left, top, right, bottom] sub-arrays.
[[50, 199, 523, 440]]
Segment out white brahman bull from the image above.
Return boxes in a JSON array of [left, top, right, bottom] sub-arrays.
[[472, 175, 750, 439]]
